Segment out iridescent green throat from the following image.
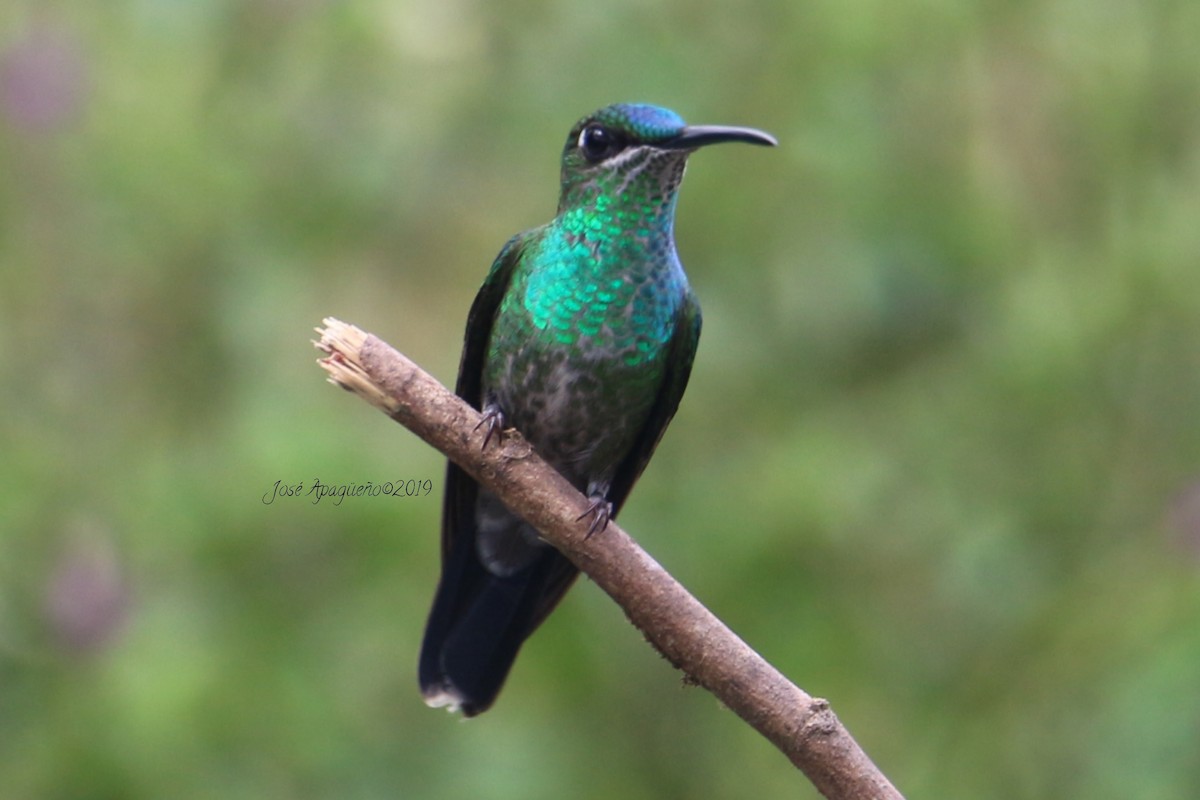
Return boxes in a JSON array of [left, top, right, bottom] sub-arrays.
[[519, 155, 686, 356]]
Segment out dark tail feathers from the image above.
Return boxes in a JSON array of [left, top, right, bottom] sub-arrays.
[[418, 536, 571, 716]]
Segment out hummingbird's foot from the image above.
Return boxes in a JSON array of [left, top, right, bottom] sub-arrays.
[[577, 495, 613, 539], [475, 403, 507, 450]]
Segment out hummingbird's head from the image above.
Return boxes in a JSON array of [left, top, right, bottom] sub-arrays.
[[557, 103, 776, 214]]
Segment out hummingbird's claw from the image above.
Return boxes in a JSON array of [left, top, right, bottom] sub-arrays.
[[577, 496, 613, 539], [475, 403, 507, 450]]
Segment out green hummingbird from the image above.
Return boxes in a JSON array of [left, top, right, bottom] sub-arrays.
[[419, 103, 776, 716]]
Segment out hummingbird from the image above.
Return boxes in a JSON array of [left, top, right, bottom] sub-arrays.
[[419, 103, 776, 716]]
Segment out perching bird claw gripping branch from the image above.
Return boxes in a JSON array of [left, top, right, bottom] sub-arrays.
[[314, 317, 904, 800]]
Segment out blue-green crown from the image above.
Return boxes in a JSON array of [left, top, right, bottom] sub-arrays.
[[586, 103, 687, 142], [563, 104, 688, 158]]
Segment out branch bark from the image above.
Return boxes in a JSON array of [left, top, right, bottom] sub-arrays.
[[313, 317, 904, 800]]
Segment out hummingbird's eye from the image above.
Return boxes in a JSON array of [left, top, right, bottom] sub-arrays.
[[578, 124, 622, 162]]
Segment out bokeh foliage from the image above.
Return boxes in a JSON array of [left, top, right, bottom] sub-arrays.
[[2, 0, 1199, 797]]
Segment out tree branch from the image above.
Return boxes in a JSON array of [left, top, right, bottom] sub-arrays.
[[313, 317, 904, 800]]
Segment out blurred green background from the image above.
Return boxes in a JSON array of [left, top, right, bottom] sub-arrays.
[[3, 0, 1199, 797]]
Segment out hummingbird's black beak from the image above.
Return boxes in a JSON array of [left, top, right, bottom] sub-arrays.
[[662, 124, 778, 150]]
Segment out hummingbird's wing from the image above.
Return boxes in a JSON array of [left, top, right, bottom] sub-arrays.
[[607, 288, 702, 513], [439, 234, 523, 559], [450, 229, 579, 614], [449, 236, 521, 442], [446, 229, 582, 598]]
